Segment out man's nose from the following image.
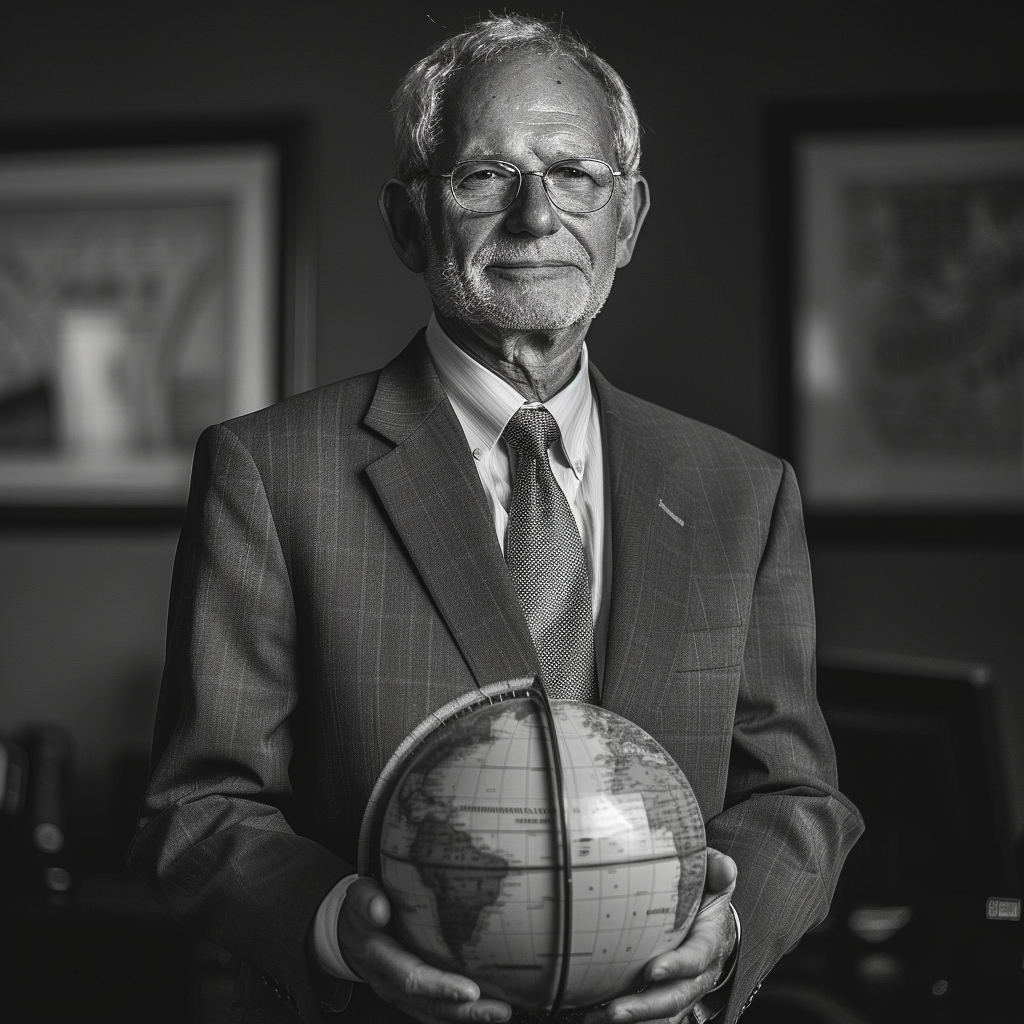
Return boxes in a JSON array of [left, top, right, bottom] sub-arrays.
[[503, 172, 560, 237]]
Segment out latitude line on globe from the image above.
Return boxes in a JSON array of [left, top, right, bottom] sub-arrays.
[[382, 852, 692, 871]]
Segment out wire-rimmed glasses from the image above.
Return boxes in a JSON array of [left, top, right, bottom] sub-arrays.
[[431, 158, 622, 214]]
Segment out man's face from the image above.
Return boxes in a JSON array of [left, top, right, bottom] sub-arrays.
[[418, 54, 631, 334]]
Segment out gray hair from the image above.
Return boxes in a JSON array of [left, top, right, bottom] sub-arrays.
[[391, 14, 642, 183]]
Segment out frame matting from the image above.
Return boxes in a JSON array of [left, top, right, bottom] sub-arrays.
[[766, 97, 1024, 543], [0, 120, 311, 525]]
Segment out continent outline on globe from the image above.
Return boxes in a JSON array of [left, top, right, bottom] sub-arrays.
[[374, 697, 707, 1012]]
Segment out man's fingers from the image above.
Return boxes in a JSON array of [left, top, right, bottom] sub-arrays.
[[339, 876, 512, 1023], [358, 929, 512, 1022], [398, 994, 511, 1024], [360, 931, 480, 1002], [395, 955, 481, 1003], [583, 851, 739, 1024], [583, 977, 705, 1024], [646, 924, 719, 981], [384, 956, 509, 1024], [647, 884, 733, 983]]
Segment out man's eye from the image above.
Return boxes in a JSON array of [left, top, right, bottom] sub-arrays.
[[549, 164, 595, 183], [456, 164, 517, 187]]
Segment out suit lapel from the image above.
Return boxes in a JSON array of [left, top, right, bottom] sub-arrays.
[[364, 334, 540, 688], [592, 370, 696, 718], [362, 340, 694, 706]]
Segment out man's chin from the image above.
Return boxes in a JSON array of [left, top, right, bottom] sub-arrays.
[[478, 284, 598, 332], [426, 265, 611, 333], [468, 303, 592, 333]]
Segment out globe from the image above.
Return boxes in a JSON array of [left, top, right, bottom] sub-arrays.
[[375, 697, 706, 1012]]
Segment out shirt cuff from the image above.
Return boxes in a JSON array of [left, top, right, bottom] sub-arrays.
[[311, 873, 363, 982]]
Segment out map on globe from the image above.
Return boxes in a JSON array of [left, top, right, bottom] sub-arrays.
[[379, 699, 706, 1010]]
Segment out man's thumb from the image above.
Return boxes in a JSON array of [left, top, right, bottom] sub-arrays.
[[349, 877, 392, 927], [705, 848, 738, 894]]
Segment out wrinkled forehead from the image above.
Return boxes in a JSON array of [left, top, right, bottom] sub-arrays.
[[434, 53, 617, 167]]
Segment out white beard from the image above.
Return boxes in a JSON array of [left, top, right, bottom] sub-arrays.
[[422, 230, 615, 331]]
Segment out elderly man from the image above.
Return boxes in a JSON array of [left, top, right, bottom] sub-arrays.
[[130, 15, 862, 1024]]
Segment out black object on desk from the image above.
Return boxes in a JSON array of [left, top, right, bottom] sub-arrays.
[[0, 729, 197, 1022], [748, 649, 1023, 1023]]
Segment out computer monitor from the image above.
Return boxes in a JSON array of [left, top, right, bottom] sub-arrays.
[[817, 648, 1019, 905]]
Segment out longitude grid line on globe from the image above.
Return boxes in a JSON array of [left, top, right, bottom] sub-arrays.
[[609, 880, 631, 965], [516, 712, 540, 983], [498, 713, 518, 978], [566, 711, 589, 994]]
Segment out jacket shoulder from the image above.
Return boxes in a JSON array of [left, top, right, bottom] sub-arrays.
[[595, 374, 785, 476], [219, 368, 383, 446], [217, 330, 431, 451]]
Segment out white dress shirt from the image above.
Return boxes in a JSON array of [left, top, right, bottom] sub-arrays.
[[424, 314, 604, 619], [311, 315, 606, 981]]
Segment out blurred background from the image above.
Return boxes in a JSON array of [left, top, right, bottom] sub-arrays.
[[0, 1, 1021, 1021]]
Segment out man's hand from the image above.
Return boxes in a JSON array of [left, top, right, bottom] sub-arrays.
[[338, 876, 512, 1024], [583, 848, 738, 1024]]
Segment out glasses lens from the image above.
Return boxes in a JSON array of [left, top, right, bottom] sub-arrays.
[[451, 161, 520, 212], [544, 160, 616, 213]]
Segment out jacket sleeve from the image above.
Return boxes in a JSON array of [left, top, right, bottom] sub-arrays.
[[128, 423, 350, 1023], [704, 460, 864, 1022]]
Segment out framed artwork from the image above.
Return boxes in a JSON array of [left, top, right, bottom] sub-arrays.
[[767, 98, 1024, 542], [0, 121, 311, 524]]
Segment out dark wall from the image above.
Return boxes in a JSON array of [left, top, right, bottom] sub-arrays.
[[1, 1, 1021, 848]]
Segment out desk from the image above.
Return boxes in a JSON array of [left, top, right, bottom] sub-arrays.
[[745, 894, 1023, 1023], [1, 872, 234, 1023]]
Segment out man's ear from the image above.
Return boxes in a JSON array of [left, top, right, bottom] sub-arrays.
[[379, 179, 427, 273], [615, 174, 651, 269]]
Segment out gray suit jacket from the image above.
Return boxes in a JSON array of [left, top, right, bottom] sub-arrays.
[[130, 332, 863, 1024]]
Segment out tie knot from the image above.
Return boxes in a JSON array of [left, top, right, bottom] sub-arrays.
[[503, 406, 561, 460]]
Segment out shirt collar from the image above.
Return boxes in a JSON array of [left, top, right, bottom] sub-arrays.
[[424, 313, 594, 480]]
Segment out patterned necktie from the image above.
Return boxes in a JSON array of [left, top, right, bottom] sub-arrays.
[[503, 407, 597, 702]]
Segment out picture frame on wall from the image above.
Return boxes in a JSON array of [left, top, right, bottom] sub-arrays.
[[766, 98, 1024, 542], [0, 120, 311, 524]]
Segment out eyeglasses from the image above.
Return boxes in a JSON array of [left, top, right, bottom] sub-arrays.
[[430, 158, 622, 214]]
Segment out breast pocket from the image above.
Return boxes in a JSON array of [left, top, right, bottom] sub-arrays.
[[672, 624, 746, 674]]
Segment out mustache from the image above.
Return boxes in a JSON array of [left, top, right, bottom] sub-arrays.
[[473, 237, 591, 269]]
